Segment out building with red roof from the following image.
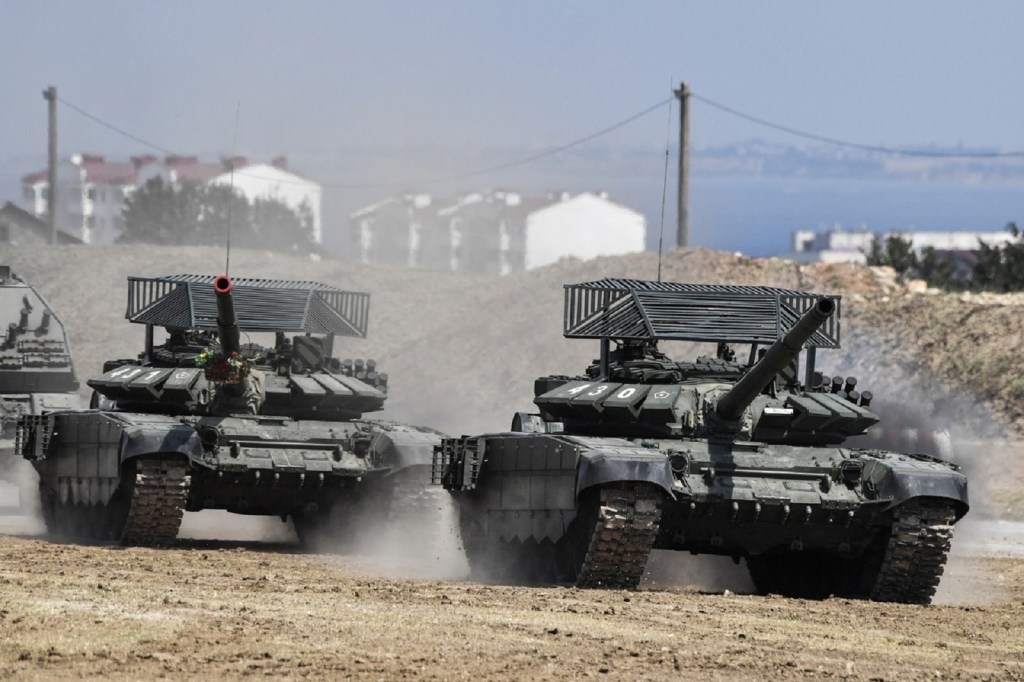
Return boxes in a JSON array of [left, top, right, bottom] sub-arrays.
[[21, 154, 137, 244], [21, 154, 316, 245]]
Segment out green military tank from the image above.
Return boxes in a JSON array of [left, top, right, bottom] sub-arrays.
[[17, 273, 440, 546], [435, 279, 968, 604], [0, 265, 81, 485]]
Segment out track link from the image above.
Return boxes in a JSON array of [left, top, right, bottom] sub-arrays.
[[870, 498, 956, 604], [120, 456, 190, 545], [574, 483, 663, 589]]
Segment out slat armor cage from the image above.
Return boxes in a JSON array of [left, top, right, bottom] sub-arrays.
[[564, 279, 840, 348], [126, 274, 371, 337]]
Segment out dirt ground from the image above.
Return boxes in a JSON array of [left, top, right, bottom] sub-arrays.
[[0, 507, 1022, 681]]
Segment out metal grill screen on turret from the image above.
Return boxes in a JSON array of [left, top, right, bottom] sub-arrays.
[[564, 279, 840, 347], [125, 275, 370, 337]]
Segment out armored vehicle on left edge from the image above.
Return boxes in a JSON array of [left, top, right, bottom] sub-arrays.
[[17, 273, 440, 546], [435, 279, 968, 604], [0, 265, 81, 482]]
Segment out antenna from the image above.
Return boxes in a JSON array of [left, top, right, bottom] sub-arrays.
[[225, 102, 240, 277], [656, 82, 673, 282]]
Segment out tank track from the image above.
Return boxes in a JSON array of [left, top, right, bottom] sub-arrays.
[[869, 498, 956, 604], [571, 483, 663, 589], [119, 456, 191, 545], [457, 483, 663, 588], [38, 456, 189, 545]]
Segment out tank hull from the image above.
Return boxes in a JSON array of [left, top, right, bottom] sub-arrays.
[[19, 409, 440, 545], [435, 433, 968, 602]]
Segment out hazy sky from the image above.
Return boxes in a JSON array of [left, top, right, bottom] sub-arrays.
[[4, 1, 1024, 168]]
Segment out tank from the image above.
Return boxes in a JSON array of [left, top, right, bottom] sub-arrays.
[[434, 278, 969, 604], [0, 265, 81, 484], [16, 273, 441, 547]]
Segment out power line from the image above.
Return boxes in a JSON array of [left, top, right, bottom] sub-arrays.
[[412, 97, 672, 185], [58, 97, 176, 156], [56, 95, 672, 190], [57, 89, 1024, 194], [689, 91, 1024, 159]]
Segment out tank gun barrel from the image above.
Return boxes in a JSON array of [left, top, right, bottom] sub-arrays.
[[213, 275, 241, 356], [715, 297, 835, 422]]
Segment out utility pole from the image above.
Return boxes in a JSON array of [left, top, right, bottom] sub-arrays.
[[43, 86, 57, 245], [674, 81, 690, 249]]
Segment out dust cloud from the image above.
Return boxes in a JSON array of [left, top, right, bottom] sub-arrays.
[[642, 551, 754, 593], [306, 487, 469, 581], [178, 510, 296, 544], [0, 459, 45, 535], [821, 354, 1018, 604], [177, 485, 469, 581]]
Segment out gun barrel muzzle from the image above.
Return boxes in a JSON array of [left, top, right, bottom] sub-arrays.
[[214, 274, 240, 355]]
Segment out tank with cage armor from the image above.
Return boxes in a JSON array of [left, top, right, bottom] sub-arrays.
[[434, 278, 968, 604], [16, 273, 442, 548], [0, 265, 81, 487]]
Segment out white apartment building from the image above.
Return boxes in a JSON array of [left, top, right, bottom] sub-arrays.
[[22, 154, 321, 245], [524, 192, 645, 270], [22, 154, 134, 244], [351, 190, 646, 275]]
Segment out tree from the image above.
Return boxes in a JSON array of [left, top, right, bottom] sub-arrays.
[[864, 234, 967, 290], [121, 177, 193, 244], [247, 197, 316, 252], [194, 184, 253, 247], [973, 222, 1024, 292], [916, 246, 960, 290], [864, 234, 917, 277]]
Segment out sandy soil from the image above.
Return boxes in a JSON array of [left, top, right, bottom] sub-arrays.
[[0, 508, 1022, 681]]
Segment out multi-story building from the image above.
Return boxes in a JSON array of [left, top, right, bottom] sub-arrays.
[[523, 192, 645, 270], [21, 154, 321, 245], [439, 191, 528, 275], [22, 154, 135, 244], [350, 190, 646, 275], [351, 193, 449, 269]]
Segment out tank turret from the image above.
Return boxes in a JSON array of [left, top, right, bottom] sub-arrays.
[[435, 278, 968, 604], [88, 274, 386, 418]]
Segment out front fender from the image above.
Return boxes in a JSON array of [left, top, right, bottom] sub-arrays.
[[571, 437, 675, 500], [861, 453, 970, 519], [120, 422, 204, 462]]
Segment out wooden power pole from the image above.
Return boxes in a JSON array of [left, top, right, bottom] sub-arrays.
[[674, 82, 690, 249], [43, 86, 57, 245]]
